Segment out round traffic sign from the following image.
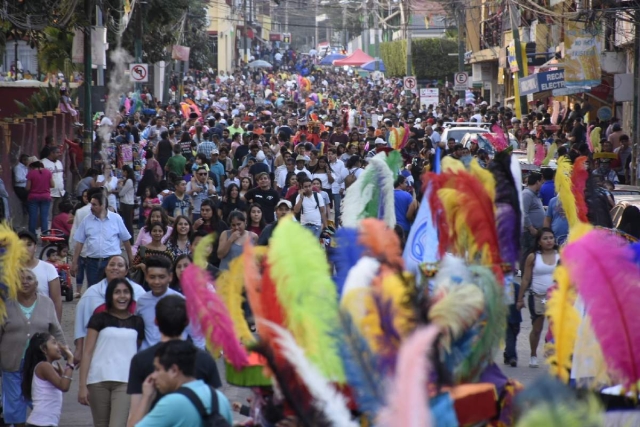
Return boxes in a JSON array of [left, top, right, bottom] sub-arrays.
[[455, 72, 468, 85], [131, 65, 147, 81], [404, 77, 417, 90]]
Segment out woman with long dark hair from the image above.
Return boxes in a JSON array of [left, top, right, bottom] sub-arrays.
[[218, 183, 247, 222], [166, 215, 193, 258], [247, 203, 266, 236], [78, 278, 144, 426], [132, 207, 172, 254], [135, 169, 159, 228], [311, 155, 334, 202], [26, 159, 54, 234], [618, 205, 640, 239], [218, 210, 257, 270], [170, 254, 193, 293], [117, 165, 136, 243]]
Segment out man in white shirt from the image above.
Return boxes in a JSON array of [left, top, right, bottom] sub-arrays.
[[294, 156, 312, 180], [470, 107, 483, 123], [13, 153, 30, 215], [327, 147, 346, 227], [41, 146, 65, 216], [69, 188, 101, 296], [425, 126, 441, 146], [293, 177, 327, 238]]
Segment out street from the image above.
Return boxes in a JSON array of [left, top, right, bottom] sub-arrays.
[[56, 297, 546, 426]]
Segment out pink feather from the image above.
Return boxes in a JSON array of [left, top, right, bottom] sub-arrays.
[[398, 123, 411, 150], [377, 325, 439, 427], [562, 229, 640, 389], [490, 124, 509, 152], [181, 264, 249, 369], [534, 143, 545, 166]]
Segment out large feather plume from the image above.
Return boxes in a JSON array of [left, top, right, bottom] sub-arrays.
[[571, 315, 610, 389], [181, 264, 249, 369], [262, 321, 359, 427], [269, 217, 345, 382], [358, 218, 404, 271], [510, 154, 524, 231], [215, 256, 254, 345], [469, 158, 496, 202], [336, 310, 384, 420], [555, 157, 580, 228], [562, 229, 640, 389], [437, 169, 501, 266], [377, 325, 439, 427], [542, 142, 558, 166], [571, 156, 589, 223], [331, 228, 366, 298], [0, 223, 29, 320], [545, 265, 580, 383], [515, 394, 603, 427], [342, 152, 396, 228], [192, 232, 216, 268], [455, 266, 506, 383], [433, 254, 472, 288]]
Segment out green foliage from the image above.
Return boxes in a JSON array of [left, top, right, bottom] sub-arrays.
[[380, 38, 460, 81], [14, 84, 63, 116], [36, 27, 75, 79]]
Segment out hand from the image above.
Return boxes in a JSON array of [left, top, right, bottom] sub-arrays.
[[60, 344, 74, 363], [194, 218, 204, 228], [529, 226, 537, 235], [229, 230, 242, 242], [73, 346, 82, 365], [232, 401, 243, 412], [142, 374, 157, 400], [78, 385, 90, 406], [70, 263, 77, 277], [516, 300, 525, 310]]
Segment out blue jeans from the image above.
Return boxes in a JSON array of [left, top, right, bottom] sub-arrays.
[[303, 224, 322, 238], [2, 361, 29, 424], [332, 193, 342, 228], [76, 256, 87, 288], [27, 199, 51, 234], [504, 321, 520, 362], [85, 257, 110, 287]]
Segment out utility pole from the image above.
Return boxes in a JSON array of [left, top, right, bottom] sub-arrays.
[[315, 0, 319, 49], [243, 0, 249, 63], [374, 3, 380, 70], [83, 0, 93, 169], [631, 8, 639, 185], [284, 2, 289, 34], [457, 2, 465, 103], [96, 5, 104, 86], [134, 1, 143, 93], [342, 4, 347, 48], [509, 0, 527, 118], [405, 1, 411, 76]]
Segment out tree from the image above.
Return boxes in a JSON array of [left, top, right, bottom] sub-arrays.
[[36, 27, 75, 80], [380, 38, 460, 80]]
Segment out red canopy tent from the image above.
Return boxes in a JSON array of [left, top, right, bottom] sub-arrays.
[[333, 49, 374, 66]]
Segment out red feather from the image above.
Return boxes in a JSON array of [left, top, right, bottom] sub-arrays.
[[571, 156, 589, 223], [358, 218, 404, 271], [424, 172, 452, 257], [563, 229, 640, 389], [181, 264, 249, 369]]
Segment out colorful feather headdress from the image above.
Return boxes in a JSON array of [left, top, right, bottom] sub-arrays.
[[0, 223, 29, 320]]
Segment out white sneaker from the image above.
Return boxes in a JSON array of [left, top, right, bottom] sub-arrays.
[[529, 356, 539, 368]]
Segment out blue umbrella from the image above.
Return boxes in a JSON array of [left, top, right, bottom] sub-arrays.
[[360, 59, 386, 72], [319, 53, 347, 66]]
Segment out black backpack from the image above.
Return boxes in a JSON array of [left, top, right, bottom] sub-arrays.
[[292, 191, 320, 221], [173, 386, 230, 427]]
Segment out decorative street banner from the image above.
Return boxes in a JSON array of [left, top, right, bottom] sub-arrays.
[[564, 21, 601, 88], [171, 45, 191, 62], [518, 70, 565, 96]]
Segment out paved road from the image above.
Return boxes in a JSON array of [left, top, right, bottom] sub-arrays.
[[56, 297, 547, 426]]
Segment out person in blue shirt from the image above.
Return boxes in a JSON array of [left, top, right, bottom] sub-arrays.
[[393, 175, 418, 235], [128, 340, 233, 427], [544, 196, 569, 246], [539, 167, 555, 207], [208, 150, 226, 192]]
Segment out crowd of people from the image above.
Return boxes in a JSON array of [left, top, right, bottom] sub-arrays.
[[0, 58, 638, 427]]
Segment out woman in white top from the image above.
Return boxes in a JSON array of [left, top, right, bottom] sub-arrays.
[[516, 228, 559, 368], [95, 164, 119, 212], [117, 165, 136, 244], [78, 278, 145, 427], [18, 230, 62, 321], [73, 255, 145, 364]]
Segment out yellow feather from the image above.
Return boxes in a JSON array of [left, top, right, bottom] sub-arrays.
[[0, 223, 29, 322], [555, 157, 579, 228], [192, 233, 216, 268], [567, 221, 593, 244], [215, 256, 254, 345], [341, 287, 372, 328], [469, 158, 496, 202], [441, 156, 465, 173], [379, 272, 416, 339], [360, 288, 385, 352], [546, 265, 580, 383], [542, 142, 557, 166], [428, 283, 485, 352], [438, 188, 484, 263]]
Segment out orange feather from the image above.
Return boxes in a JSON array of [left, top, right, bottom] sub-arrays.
[[358, 218, 404, 271], [571, 156, 589, 223]]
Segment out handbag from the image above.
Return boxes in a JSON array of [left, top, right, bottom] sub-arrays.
[[531, 292, 546, 316], [128, 246, 146, 284]]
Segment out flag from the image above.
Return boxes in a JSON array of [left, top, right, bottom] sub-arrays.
[[402, 182, 439, 283]]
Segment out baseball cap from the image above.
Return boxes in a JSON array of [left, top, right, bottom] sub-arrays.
[[375, 137, 386, 145], [18, 230, 37, 244], [414, 118, 422, 124], [211, 149, 219, 155], [276, 199, 292, 209]]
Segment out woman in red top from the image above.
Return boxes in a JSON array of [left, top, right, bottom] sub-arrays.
[[26, 160, 54, 234], [51, 200, 73, 238], [247, 203, 266, 236]]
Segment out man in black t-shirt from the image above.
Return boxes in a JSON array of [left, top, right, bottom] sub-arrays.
[[244, 171, 280, 223], [127, 295, 221, 414]]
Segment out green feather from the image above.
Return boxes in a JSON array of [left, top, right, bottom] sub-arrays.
[[516, 395, 603, 427], [454, 265, 506, 383], [268, 217, 345, 382], [384, 150, 403, 175]]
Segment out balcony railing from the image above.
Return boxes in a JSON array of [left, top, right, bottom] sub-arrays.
[[480, 12, 503, 49]]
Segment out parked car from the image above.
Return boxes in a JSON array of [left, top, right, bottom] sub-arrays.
[[610, 196, 640, 228], [611, 184, 640, 197]]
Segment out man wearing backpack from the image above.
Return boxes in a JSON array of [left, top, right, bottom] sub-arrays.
[[128, 340, 233, 427], [293, 177, 327, 238]]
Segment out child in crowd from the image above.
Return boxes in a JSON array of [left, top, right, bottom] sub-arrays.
[[224, 169, 240, 189], [22, 333, 75, 427], [51, 201, 73, 238], [191, 153, 210, 173], [504, 281, 522, 367], [142, 186, 161, 221]]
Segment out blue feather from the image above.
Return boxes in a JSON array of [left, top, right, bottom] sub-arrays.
[[444, 326, 480, 376], [631, 243, 640, 267], [496, 203, 519, 267], [336, 310, 384, 420], [435, 147, 442, 174], [330, 228, 365, 297], [430, 393, 459, 427]]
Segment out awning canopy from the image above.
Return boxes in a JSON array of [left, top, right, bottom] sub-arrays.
[[333, 49, 374, 66]]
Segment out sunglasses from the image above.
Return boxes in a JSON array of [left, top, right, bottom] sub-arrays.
[[198, 172, 207, 176]]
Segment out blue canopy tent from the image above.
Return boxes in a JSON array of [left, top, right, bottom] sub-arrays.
[[319, 53, 347, 66], [360, 59, 386, 72]]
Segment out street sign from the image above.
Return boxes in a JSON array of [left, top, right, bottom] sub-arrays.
[[419, 88, 439, 108], [283, 33, 291, 44], [130, 63, 149, 83], [404, 76, 417, 90], [454, 72, 469, 91]]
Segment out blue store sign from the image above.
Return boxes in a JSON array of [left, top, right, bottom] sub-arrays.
[[518, 70, 565, 96]]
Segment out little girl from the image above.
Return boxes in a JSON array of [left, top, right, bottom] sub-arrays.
[[143, 186, 161, 221], [191, 153, 210, 173], [22, 332, 74, 427]]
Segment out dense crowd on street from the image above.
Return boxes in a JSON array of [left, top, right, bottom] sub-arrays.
[[0, 52, 639, 427]]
